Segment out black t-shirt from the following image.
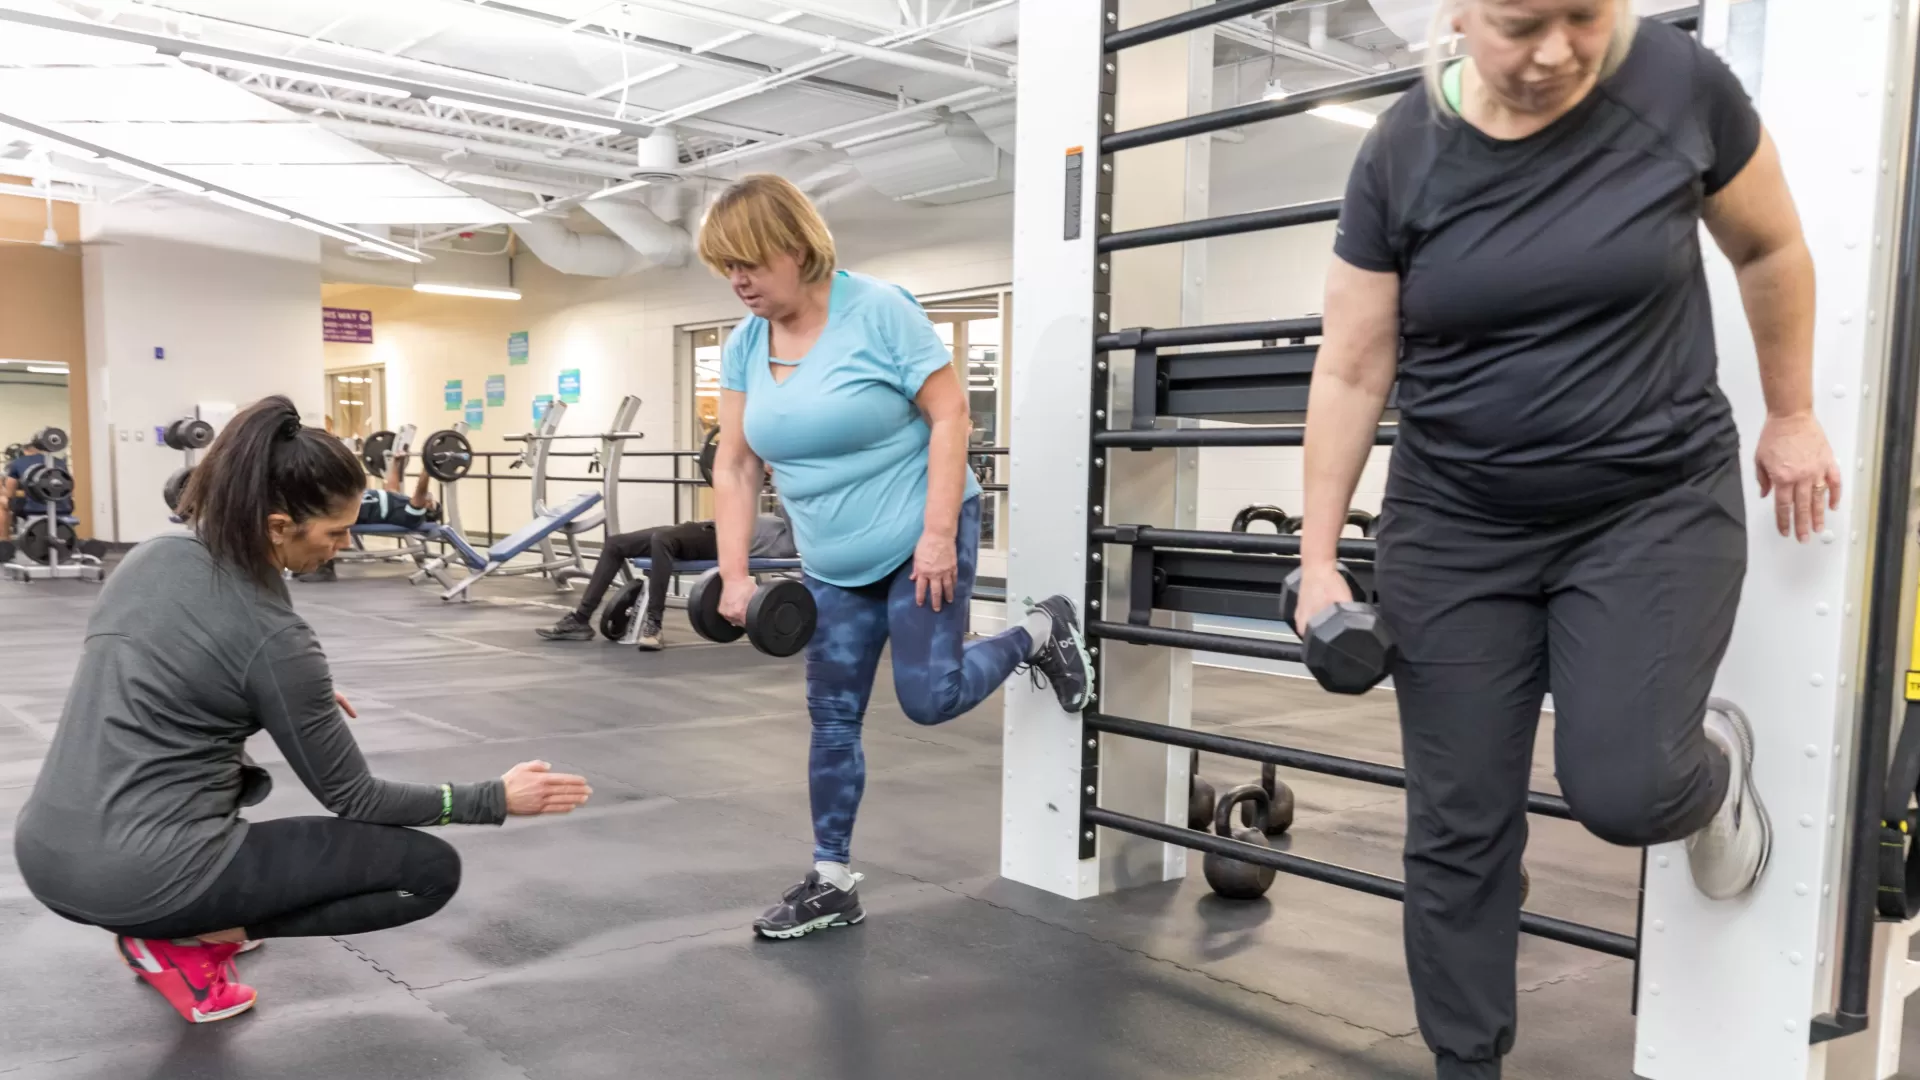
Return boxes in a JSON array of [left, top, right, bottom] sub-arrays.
[[1333, 21, 1762, 520]]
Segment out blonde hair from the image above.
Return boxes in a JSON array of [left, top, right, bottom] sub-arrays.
[[696, 174, 837, 284], [1422, 0, 1639, 114]]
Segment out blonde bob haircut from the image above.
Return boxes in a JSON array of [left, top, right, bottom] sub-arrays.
[[697, 173, 837, 284], [1423, 0, 1638, 114]]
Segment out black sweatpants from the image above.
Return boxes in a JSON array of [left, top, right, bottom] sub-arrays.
[[573, 520, 719, 624], [95, 817, 461, 940], [1373, 454, 1743, 1079]]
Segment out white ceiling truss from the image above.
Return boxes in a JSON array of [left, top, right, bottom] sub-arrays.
[[0, 0, 1439, 272]]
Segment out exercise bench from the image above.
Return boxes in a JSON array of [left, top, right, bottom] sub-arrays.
[[441, 491, 603, 602]]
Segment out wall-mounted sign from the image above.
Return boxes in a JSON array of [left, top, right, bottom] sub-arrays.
[[465, 399, 484, 430], [508, 330, 529, 365], [485, 374, 506, 408], [533, 394, 554, 425], [444, 379, 463, 411], [558, 369, 581, 404], [323, 307, 373, 344]]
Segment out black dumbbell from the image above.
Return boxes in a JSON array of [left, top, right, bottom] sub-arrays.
[[686, 567, 816, 657], [1279, 563, 1397, 696], [1202, 784, 1278, 900], [162, 418, 215, 451]]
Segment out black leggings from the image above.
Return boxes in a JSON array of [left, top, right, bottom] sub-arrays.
[[574, 520, 719, 623], [97, 817, 461, 940]]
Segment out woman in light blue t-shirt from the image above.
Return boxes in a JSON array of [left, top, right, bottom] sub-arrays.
[[698, 175, 1094, 940]]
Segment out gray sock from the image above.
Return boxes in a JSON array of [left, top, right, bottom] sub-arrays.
[[1021, 610, 1053, 659]]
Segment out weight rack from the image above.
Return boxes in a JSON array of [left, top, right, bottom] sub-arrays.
[[1063, 0, 1711, 963]]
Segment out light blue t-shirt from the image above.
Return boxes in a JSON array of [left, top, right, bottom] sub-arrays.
[[723, 270, 981, 587]]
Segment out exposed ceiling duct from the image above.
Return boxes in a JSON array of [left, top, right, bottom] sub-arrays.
[[845, 115, 1006, 203], [581, 199, 691, 269], [965, 101, 1016, 157]]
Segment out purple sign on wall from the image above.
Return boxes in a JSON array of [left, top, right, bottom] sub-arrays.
[[323, 307, 373, 344]]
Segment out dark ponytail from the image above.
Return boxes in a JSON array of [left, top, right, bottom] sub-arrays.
[[177, 395, 364, 587]]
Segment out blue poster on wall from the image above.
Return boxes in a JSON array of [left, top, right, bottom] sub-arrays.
[[533, 394, 554, 425], [444, 379, 463, 411], [558, 369, 581, 404], [465, 399, 484, 431], [485, 374, 505, 408], [508, 331, 529, 365]]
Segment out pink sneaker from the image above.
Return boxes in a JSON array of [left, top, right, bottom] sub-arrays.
[[116, 937, 257, 1023]]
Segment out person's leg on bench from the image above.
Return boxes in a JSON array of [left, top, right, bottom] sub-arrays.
[[636, 521, 719, 650], [538, 527, 659, 640]]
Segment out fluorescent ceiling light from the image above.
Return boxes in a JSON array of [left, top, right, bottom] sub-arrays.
[[206, 190, 291, 221], [178, 52, 407, 99], [106, 158, 205, 194], [289, 217, 362, 244], [833, 121, 939, 150], [1310, 105, 1377, 130], [426, 96, 620, 136], [413, 283, 521, 300], [585, 179, 649, 201], [26, 365, 69, 374], [1261, 79, 1289, 102]]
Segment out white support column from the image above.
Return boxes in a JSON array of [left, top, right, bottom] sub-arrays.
[[1634, 1, 1914, 1077], [1002, 0, 1209, 897]]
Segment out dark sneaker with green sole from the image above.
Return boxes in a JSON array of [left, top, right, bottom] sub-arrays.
[[753, 871, 865, 940], [1018, 594, 1094, 714]]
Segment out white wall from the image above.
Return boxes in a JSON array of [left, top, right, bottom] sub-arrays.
[[82, 196, 323, 542], [0, 379, 71, 450]]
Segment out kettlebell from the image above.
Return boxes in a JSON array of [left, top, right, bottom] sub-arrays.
[[1241, 763, 1296, 836], [1187, 750, 1215, 830], [1202, 784, 1278, 900]]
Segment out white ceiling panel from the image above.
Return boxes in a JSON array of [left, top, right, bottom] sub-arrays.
[[273, 195, 520, 224], [0, 22, 159, 66], [0, 65, 291, 122], [41, 122, 394, 164], [190, 163, 468, 198]]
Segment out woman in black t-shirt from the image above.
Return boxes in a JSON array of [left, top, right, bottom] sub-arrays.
[[1293, 5, 1839, 1079]]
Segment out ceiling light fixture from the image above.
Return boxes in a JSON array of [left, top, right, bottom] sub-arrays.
[[413, 283, 522, 300], [427, 96, 621, 136], [206, 190, 292, 222], [1309, 105, 1377, 130], [26, 365, 69, 375], [178, 52, 407, 98]]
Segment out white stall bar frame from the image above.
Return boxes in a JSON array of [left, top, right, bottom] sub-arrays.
[[1636, 0, 1914, 1077]]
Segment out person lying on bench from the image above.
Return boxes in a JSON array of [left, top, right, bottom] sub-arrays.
[[295, 446, 441, 583], [538, 500, 795, 650]]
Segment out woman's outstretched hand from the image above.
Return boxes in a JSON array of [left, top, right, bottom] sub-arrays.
[[1754, 411, 1842, 542], [912, 531, 958, 611], [502, 761, 592, 816]]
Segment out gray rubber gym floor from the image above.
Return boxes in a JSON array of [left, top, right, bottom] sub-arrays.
[[4, 560, 1918, 1079]]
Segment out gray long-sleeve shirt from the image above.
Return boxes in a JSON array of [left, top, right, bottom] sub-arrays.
[[13, 534, 506, 926], [749, 498, 797, 559]]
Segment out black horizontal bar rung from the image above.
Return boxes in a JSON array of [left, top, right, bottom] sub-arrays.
[[1083, 807, 1633, 959], [1098, 199, 1343, 253], [1093, 426, 1397, 449], [1091, 525, 1377, 562], [1089, 620, 1301, 662], [1105, 69, 1415, 153], [1104, 0, 1296, 52], [1097, 317, 1321, 351], [1083, 712, 1574, 821]]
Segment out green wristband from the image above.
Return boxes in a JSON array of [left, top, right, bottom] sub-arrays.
[[438, 783, 453, 827]]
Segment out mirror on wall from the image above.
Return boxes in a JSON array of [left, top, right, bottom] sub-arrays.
[[327, 367, 386, 445]]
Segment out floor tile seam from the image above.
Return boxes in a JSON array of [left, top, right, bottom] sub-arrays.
[[1514, 954, 1624, 995], [408, 921, 749, 988], [328, 936, 539, 1079]]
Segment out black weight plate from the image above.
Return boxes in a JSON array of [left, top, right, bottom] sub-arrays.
[[163, 466, 193, 513], [745, 577, 816, 657], [697, 427, 719, 486], [181, 418, 215, 449], [57, 522, 76, 552], [25, 465, 72, 503], [686, 567, 743, 644], [18, 519, 52, 563], [35, 427, 67, 453], [79, 539, 108, 559], [420, 429, 473, 482], [601, 579, 645, 641], [362, 430, 396, 476]]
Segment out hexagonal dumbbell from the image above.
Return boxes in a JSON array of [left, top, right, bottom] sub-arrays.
[[1279, 563, 1397, 696]]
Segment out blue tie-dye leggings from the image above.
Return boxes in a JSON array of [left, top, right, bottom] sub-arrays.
[[804, 495, 1032, 864]]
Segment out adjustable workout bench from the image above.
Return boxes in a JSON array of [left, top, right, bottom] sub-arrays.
[[353, 522, 487, 591], [441, 491, 603, 602]]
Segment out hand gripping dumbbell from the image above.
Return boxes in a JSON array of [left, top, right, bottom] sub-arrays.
[[1279, 562, 1397, 695], [685, 567, 816, 657]]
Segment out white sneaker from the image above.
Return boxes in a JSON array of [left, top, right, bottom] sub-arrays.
[[1686, 698, 1772, 900]]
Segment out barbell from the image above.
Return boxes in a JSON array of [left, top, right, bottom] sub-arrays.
[[361, 429, 474, 483], [161, 418, 215, 451], [30, 427, 67, 454]]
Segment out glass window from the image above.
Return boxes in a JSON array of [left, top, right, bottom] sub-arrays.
[[327, 367, 384, 446]]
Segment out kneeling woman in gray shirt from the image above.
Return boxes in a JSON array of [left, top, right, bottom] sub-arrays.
[[12, 396, 591, 1025]]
